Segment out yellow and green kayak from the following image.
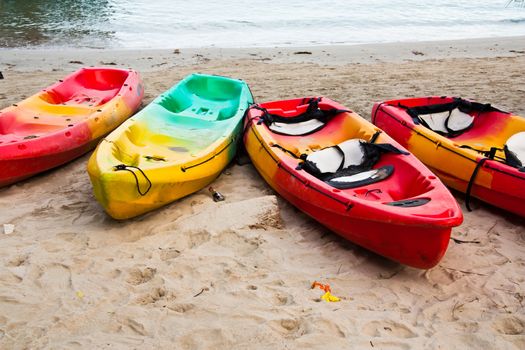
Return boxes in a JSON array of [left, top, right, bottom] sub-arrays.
[[88, 73, 253, 219]]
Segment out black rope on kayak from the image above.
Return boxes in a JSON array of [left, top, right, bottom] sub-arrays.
[[248, 123, 352, 209], [252, 98, 348, 128], [459, 145, 506, 162], [271, 144, 302, 159], [181, 135, 237, 172], [241, 104, 261, 139], [396, 102, 421, 125], [114, 164, 152, 196], [378, 104, 525, 183], [370, 130, 382, 144], [465, 147, 497, 211], [372, 102, 386, 125]]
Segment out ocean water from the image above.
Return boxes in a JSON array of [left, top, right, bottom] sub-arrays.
[[1, 0, 524, 49]]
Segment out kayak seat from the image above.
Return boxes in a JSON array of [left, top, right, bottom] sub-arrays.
[[418, 108, 474, 135], [402, 98, 500, 137], [257, 97, 348, 136], [504, 131, 525, 168], [300, 137, 408, 189], [38, 89, 118, 108], [0, 103, 92, 139], [269, 118, 325, 136], [157, 92, 239, 121], [41, 69, 128, 107]]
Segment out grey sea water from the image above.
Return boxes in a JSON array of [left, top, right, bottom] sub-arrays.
[[1, 0, 524, 49]]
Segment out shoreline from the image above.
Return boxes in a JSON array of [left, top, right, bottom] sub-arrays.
[[2, 36, 525, 72]]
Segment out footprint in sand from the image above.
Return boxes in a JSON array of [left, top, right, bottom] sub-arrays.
[[1, 270, 22, 284], [362, 320, 417, 338], [118, 317, 149, 336], [176, 229, 211, 250], [308, 318, 346, 338], [249, 207, 284, 230], [492, 316, 524, 335], [126, 267, 157, 285], [134, 287, 167, 305], [267, 318, 306, 338], [280, 318, 301, 332], [272, 292, 293, 306], [159, 247, 181, 261], [167, 302, 195, 313], [5, 254, 29, 267], [213, 229, 264, 255], [36, 263, 72, 291]]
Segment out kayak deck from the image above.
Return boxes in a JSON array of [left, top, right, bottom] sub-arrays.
[[0, 68, 128, 141]]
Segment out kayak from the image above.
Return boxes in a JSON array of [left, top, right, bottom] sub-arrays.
[[88, 73, 253, 219], [244, 97, 463, 269], [0, 67, 143, 187], [372, 96, 525, 217]]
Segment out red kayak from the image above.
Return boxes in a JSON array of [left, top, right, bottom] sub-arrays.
[[244, 97, 463, 269], [372, 96, 525, 217], [0, 68, 143, 186]]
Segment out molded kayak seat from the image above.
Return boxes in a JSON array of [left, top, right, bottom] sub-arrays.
[[269, 118, 325, 136], [157, 78, 242, 122], [161, 96, 238, 122], [305, 139, 367, 173], [505, 131, 525, 168], [256, 97, 348, 136], [418, 108, 474, 135], [300, 138, 406, 189], [402, 98, 494, 137]]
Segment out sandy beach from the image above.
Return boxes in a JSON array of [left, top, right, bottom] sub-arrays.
[[1, 37, 525, 349]]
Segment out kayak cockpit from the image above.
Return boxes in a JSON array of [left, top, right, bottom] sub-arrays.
[[156, 74, 243, 121], [260, 111, 437, 206], [108, 117, 230, 169], [39, 68, 129, 106]]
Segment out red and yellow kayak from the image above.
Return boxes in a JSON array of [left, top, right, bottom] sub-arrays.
[[372, 96, 525, 217], [0, 68, 143, 186], [244, 97, 463, 269]]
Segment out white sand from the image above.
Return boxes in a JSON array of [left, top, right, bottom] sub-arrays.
[[1, 37, 524, 349]]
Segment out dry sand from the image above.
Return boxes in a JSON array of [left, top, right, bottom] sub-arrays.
[[1, 37, 525, 349]]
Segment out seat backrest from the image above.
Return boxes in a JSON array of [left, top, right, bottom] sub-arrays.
[[269, 119, 325, 136], [418, 108, 474, 135], [304, 139, 366, 175], [505, 131, 525, 167]]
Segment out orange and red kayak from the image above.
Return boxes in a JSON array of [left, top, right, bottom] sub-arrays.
[[372, 96, 525, 217], [244, 97, 463, 269], [0, 67, 143, 186]]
